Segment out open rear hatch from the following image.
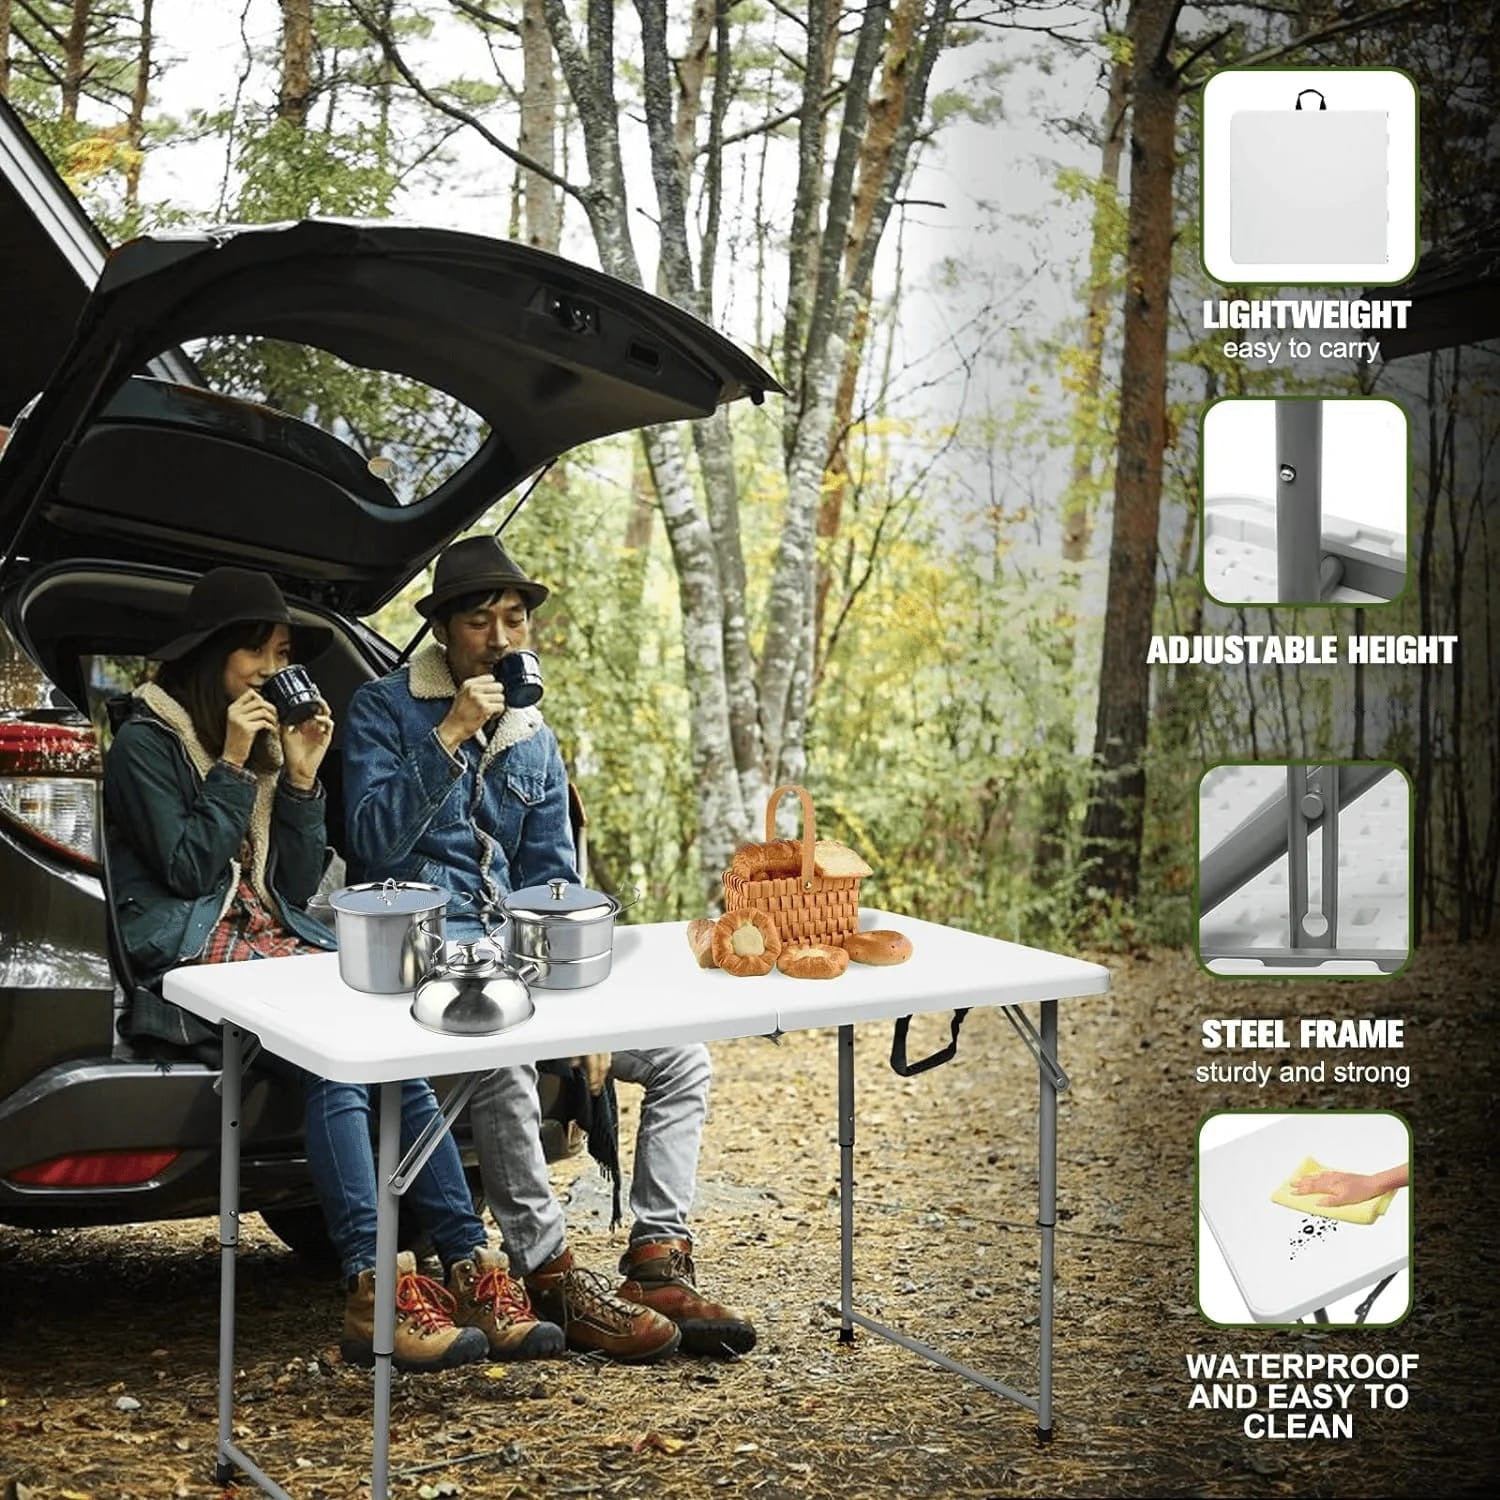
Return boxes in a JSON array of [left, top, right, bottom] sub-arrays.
[[0, 218, 781, 616]]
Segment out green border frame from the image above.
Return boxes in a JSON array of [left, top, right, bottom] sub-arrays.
[[1199, 66, 1421, 288], [1195, 1108, 1414, 1329], [1198, 394, 1412, 610], [1194, 759, 1415, 980]]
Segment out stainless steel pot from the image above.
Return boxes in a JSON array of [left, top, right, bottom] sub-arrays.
[[313, 879, 449, 994], [410, 942, 537, 1036], [501, 878, 636, 988]]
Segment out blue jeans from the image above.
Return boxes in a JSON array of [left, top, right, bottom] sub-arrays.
[[303, 1075, 487, 1280]]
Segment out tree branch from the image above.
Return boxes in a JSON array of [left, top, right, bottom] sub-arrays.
[[1180, 0, 1434, 91], [346, 0, 581, 199], [445, 0, 519, 35], [707, 80, 845, 154]]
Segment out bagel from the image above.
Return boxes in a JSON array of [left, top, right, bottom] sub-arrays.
[[711, 908, 781, 976], [777, 943, 850, 980], [844, 928, 913, 966]]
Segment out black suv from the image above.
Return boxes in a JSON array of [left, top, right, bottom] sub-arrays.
[[0, 98, 776, 1252]]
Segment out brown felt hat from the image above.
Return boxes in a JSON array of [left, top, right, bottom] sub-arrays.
[[414, 535, 550, 619], [149, 567, 333, 663]]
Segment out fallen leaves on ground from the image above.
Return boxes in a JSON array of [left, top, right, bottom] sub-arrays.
[[0, 941, 1496, 1497]]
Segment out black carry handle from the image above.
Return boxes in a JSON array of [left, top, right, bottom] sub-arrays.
[[890, 1008, 970, 1076], [1294, 88, 1327, 111]]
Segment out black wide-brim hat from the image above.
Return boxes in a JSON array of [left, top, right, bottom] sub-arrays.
[[150, 567, 334, 663], [414, 535, 550, 619]]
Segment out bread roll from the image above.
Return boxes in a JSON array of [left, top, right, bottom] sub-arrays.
[[687, 917, 718, 969], [711, 908, 781, 976], [729, 839, 804, 882], [777, 943, 850, 980], [844, 929, 913, 965]]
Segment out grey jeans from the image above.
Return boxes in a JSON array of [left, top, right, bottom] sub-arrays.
[[468, 1044, 712, 1276]]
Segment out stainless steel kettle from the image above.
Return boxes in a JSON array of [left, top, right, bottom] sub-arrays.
[[409, 941, 537, 1036]]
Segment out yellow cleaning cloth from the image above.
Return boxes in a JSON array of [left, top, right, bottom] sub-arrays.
[[1270, 1156, 1396, 1225]]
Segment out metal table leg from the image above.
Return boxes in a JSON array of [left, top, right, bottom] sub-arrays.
[[371, 1081, 402, 1500], [214, 1026, 294, 1499], [824, 1010, 1057, 1421], [838, 1024, 855, 1345], [214, 1024, 242, 1489], [1037, 1000, 1058, 1441]]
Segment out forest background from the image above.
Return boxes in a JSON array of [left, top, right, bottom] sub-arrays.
[[2, 0, 1494, 952]]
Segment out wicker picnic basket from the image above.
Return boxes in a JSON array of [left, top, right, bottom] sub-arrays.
[[722, 784, 871, 947]]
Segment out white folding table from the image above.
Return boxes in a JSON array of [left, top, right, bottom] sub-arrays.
[[164, 908, 1108, 1498]]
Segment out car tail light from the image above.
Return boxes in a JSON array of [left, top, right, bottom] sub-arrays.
[[0, 720, 102, 873], [9, 1149, 181, 1187]]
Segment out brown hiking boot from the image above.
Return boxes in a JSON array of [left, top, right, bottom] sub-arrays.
[[524, 1247, 681, 1363], [340, 1250, 489, 1372], [448, 1246, 565, 1360], [618, 1238, 757, 1357]]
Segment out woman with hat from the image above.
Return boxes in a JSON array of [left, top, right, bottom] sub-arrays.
[[104, 566, 512, 1373]]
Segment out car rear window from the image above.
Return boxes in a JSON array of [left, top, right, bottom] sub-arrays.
[[183, 335, 492, 509]]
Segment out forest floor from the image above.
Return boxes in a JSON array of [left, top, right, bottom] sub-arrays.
[[2, 941, 1496, 1500]]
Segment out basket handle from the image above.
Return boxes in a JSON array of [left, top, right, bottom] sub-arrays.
[[765, 783, 817, 888]]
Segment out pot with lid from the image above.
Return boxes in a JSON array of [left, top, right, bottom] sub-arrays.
[[311, 879, 449, 994], [501, 878, 636, 989], [410, 942, 537, 1036]]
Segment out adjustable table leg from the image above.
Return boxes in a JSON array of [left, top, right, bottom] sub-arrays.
[[838, 1023, 855, 1344], [215, 1025, 243, 1487], [1037, 1000, 1059, 1441], [371, 1081, 402, 1500]]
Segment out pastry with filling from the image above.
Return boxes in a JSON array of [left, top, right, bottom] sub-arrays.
[[711, 908, 781, 976], [777, 943, 850, 980]]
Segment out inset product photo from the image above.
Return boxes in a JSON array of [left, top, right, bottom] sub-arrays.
[[1202, 397, 1407, 605], [1198, 762, 1410, 976], [1201, 69, 1418, 285], [1198, 1112, 1411, 1326]]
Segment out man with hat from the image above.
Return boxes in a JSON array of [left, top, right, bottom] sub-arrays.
[[343, 536, 756, 1363]]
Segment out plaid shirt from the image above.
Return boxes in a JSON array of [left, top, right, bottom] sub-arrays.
[[201, 875, 320, 965]]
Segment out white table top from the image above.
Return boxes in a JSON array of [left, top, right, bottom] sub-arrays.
[[162, 908, 1109, 1083], [1198, 1114, 1410, 1323]]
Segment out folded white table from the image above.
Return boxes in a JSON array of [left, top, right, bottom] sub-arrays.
[[164, 908, 1108, 1498]]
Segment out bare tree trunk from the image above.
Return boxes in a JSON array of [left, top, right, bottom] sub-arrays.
[[519, 0, 560, 251], [61, 0, 90, 122], [764, 0, 951, 779], [673, 0, 715, 186], [278, 0, 314, 128], [1080, 0, 1180, 905], [547, 0, 747, 891], [1033, 42, 1130, 886], [123, 0, 153, 223], [815, 0, 923, 652]]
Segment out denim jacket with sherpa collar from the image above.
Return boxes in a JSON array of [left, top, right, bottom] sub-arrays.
[[343, 641, 578, 934]]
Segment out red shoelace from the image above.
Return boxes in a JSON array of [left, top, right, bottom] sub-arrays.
[[395, 1270, 460, 1334], [473, 1265, 535, 1326]]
